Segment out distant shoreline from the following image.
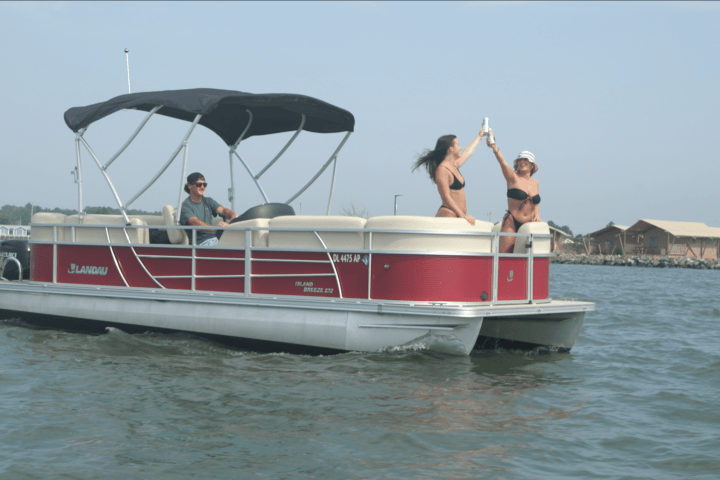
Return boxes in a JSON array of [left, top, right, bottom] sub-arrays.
[[552, 253, 720, 270]]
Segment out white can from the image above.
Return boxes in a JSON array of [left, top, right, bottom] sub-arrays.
[[482, 117, 489, 134]]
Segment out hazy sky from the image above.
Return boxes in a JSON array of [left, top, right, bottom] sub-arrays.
[[1, 1, 717, 234]]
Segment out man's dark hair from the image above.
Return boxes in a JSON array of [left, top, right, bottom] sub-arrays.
[[184, 172, 205, 194]]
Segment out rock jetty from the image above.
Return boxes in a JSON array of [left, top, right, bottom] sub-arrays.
[[551, 253, 720, 270]]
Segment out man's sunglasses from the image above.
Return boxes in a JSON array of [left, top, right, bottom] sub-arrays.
[[191, 182, 208, 188]]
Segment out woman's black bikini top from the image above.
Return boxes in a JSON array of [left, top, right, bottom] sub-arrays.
[[507, 188, 540, 204], [450, 173, 465, 191]]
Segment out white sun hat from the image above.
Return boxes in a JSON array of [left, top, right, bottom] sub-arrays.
[[514, 151, 538, 175]]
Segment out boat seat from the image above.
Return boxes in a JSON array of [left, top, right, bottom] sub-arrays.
[[70, 215, 147, 244], [63, 215, 82, 242], [130, 215, 165, 227], [364, 216, 494, 253], [268, 216, 367, 249], [513, 222, 551, 254], [162, 205, 189, 245], [217, 219, 270, 248], [31, 212, 67, 242]]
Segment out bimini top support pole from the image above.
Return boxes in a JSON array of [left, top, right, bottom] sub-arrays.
[[73, 132, 85, 219], [176, 141, 190, 224], [104, 105, 163, 170], [228, 110, 253, 212], [125, 113, 202, 209], [233, 150, 270, 204], [228, 150, 235, 212], [285, 131, 352, 205], [325, 155, 339, 216], [255, 114, 306, 180], [77, 136, 132, 224]]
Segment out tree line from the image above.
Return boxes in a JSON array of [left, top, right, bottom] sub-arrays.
[[0, 203, 161, 226]]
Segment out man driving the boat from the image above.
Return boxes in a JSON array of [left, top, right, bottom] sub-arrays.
[[180, 172, 238, 246]]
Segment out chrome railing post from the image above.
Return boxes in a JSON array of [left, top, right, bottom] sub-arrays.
[[191, 229, 196, 291], [527, 233, 534, 303], [492, 233, 499, 304], [52, 226, 57, 284], [367, 231, 373, 300], [244, 229, 251, 297]]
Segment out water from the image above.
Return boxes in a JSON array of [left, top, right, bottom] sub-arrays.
[[1, 264, 719, 479]]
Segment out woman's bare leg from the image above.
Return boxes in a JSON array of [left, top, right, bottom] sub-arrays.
[[500, 213, 517, 253]]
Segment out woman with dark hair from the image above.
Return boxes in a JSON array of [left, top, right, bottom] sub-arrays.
[[486, 130, 541, 253], [412, 129, 485, 225]]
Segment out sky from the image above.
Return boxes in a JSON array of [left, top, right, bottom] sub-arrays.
[[0, 1, 718, 235]]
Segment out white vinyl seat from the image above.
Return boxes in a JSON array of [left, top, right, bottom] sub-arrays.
[[513, 222, 551, 254], [268, 216, 366, 249], [130, 215, 165, 227], [217, 219, 270, 247], [31, 213, 67, 242], [72, 215, 147, 244], [63, 215, 82, 242], [364, 216, 494, 253], [162, 205, 189, 245]]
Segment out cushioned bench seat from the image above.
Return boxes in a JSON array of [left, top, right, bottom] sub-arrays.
[[492, 221, 551, 253], [69, 215, 147, 244], [217, 219, 270, 247], [130, 215, 164, 227], [267, 216, 366, 249], [31, 212, 68, 242], [514, 222, 551, 254], [365, 216, 494, 253]]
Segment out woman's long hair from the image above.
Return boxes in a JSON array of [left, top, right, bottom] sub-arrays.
[[412, 135, 456, 183]]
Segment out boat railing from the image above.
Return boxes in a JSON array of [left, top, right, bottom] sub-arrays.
[[29, 222, 552, 306], [0, 256, 23, 281]]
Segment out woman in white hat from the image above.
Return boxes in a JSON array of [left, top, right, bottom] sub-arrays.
[[487, 131, 541, 253]]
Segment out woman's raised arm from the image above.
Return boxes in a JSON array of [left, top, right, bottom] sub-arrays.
[[455, 127, 486, 168], [487, 131, 515, 183]]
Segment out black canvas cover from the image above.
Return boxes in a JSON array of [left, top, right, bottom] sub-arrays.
[[64, 88, 355, 146]]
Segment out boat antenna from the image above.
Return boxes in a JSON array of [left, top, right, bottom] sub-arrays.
[[124, 48, 131, 94]]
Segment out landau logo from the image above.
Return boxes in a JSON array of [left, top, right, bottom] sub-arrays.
[[68, 263, 108, 276]]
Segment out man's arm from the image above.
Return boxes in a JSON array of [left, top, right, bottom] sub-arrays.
[[217, 206, 238, 223], [186, 216, 216, 231]]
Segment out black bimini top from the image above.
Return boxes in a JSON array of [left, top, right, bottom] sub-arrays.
[[63, 88, 355, 146]]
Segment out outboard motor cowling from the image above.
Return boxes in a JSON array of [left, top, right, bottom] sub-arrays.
[[0, 240, 30, 280]]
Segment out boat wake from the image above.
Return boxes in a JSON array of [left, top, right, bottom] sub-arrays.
[[379, 332, 470, 356]]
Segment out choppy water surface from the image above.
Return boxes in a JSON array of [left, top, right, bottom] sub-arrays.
[[1, 264, 719, 479]]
